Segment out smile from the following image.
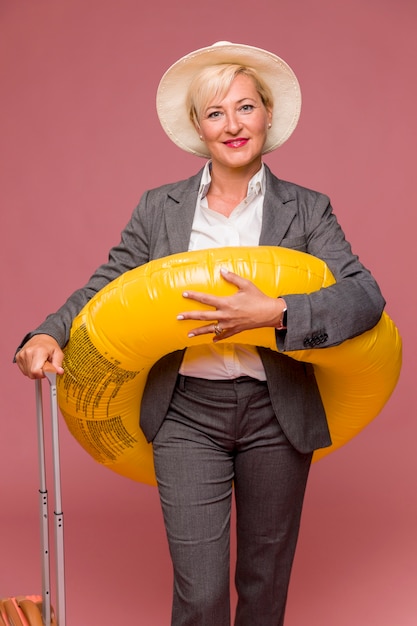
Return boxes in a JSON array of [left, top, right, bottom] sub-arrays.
[[223, 138, 249, 148]]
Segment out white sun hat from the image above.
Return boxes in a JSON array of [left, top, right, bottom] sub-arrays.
[[156, 41, 302, 158]]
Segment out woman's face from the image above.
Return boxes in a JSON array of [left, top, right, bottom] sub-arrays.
[[197, 73, 272, 172]]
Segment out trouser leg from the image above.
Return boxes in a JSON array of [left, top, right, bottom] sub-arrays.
[[153, 377, 236, 626], [233, 407, 312, 626]]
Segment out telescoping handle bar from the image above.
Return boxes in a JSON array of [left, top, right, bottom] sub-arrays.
[[35, 364, 66, 626]]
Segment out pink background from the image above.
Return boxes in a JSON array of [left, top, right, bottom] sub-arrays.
[[1, 0, 416, 623]]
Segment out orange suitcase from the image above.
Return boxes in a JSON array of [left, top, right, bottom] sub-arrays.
[[0, 596, 56, 626], [1, 366, 65, 625]]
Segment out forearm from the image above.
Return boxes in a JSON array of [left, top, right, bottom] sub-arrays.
[[277, 278, 385, 352], [15, 284, 101, 351], [15, 191, 153, 355]]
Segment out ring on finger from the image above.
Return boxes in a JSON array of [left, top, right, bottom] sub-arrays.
[[213, 324, 223, 336]]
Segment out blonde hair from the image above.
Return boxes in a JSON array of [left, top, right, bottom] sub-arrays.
[[187, 64, 274, 128]]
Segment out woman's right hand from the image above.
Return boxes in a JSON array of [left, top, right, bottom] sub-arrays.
[[15, 334, 65, 379]]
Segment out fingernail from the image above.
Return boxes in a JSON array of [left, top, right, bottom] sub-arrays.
[[220, 267, 229, 275], [177, 315, 184, 320], [188, 333, 195, 338], [183, 292, 189, 297]]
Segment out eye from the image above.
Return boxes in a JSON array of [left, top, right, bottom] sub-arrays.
[[207, 110, 223, 119], [239, 104, 255, 113]]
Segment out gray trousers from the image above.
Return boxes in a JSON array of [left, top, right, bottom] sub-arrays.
[[153, 375, 312, 626]]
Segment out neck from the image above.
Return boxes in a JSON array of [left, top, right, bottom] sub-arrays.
[[204, 160, 263, 218], [209, 159, 263, 197]]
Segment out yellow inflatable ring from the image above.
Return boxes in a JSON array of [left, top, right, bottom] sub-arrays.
[[57, 246, 402, 485]]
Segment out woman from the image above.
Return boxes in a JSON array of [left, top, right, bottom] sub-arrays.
[[16, 42, 385, 625]]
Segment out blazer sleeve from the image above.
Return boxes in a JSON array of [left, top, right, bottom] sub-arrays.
[[15, 189, 156, 352], [276, 190, 386, 352]]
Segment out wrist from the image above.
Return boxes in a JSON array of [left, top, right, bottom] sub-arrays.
[[275, 298, 287, 330]]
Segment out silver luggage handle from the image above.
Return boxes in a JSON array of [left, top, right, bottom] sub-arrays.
[[36, 364, 66, 626]]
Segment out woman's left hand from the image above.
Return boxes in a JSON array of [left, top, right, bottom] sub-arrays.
[[177, 268, 286, 341]]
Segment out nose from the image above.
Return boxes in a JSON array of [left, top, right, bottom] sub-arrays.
[[224, 111, 242, 134]]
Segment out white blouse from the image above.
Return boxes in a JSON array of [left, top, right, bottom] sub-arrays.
[[179, 161, 267, 381]]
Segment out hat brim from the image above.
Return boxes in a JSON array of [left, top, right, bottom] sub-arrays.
[[156, 42, 302, 158]]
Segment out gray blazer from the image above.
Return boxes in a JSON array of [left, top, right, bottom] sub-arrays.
[[20, 165, 385, 453]]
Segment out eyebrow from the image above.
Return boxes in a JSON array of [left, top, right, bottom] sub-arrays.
[[205, 97, 257, 112]]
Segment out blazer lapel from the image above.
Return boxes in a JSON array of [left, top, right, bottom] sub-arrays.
[[259, 167, 296, 246], [162, 165, 296, 253], [164, 170, 203, 254]]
